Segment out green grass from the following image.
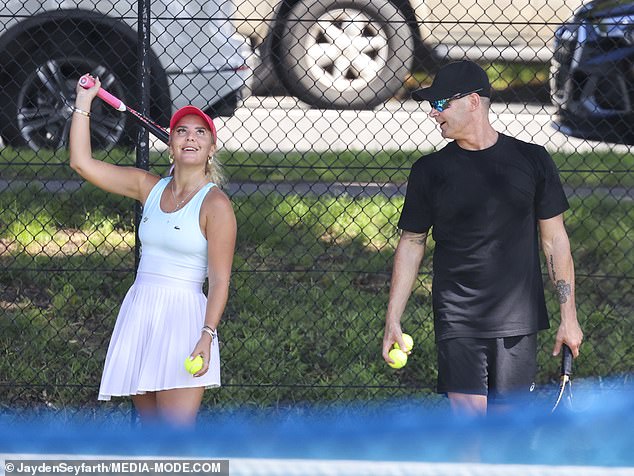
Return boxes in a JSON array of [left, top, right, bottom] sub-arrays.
[[409, 62, 550, 91], [0, 148, 140, 181], [3, 147, 633, 188], [222, 150, 416, 183], [486, 63, 550, 89], [1, 187, 632, 409], [554, 150, 634, 188], [222, 149, 634, 188]]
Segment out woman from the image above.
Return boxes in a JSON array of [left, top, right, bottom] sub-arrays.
[[70, 76, 237, 426]]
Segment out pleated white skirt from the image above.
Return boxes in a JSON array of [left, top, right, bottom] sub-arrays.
[[98, 273, 220, 401]]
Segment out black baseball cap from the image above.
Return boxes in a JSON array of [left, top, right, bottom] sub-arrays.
[[411, 60, 491, 102]]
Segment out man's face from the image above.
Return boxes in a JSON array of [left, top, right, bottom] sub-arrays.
[[428, 93, 474, 140]]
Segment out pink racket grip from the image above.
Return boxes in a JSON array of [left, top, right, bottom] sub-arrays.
[[79, 75, 126, 112]]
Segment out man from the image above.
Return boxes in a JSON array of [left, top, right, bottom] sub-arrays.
[[382, 60, 583, 415]]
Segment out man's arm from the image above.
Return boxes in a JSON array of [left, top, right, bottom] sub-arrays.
[[539, 214, 583, 357], [382, 230, 427, 364]]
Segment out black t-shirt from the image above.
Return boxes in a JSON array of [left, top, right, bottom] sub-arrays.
[[398, 134, 569, 341]]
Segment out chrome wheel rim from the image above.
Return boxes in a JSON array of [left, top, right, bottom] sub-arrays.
[[303, 8, 389, 92]]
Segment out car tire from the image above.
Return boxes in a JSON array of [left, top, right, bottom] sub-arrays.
[[272, 0, 414, 109], [1, 24, 170, 151], [207, 90, 241, 118]]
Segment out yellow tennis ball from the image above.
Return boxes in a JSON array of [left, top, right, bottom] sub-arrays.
[[393, 333, 414, 352], [388, 348, 408, 369], [184, 355, 203, 374]]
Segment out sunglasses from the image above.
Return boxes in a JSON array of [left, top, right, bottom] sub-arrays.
[[429, 88, 483, 112]]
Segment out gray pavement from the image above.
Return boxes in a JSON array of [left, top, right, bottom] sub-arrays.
[[2, 179, 632, 202], [210, 97, 634, 156], [140, 97, 634, 156]]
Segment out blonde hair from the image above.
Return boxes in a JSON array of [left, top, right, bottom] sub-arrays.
[[205, 154, 226, 186]]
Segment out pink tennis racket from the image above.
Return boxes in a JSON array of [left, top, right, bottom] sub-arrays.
[[79, 75, 169, 144]]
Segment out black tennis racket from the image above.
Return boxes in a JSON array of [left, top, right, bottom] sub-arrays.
[[551, 344, 573, 413]]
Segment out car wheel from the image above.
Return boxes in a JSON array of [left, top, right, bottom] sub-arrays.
[[13, 58, 128, 151], [273, 0, 414, 109], [1, 25, 170, 151]]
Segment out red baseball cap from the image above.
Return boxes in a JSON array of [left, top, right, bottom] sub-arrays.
[[169, 105, 217, 142]]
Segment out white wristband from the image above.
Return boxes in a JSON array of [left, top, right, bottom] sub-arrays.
[[202, 326, 216, 340]]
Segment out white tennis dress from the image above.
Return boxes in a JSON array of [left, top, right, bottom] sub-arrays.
[[98, 177, 220, 401]]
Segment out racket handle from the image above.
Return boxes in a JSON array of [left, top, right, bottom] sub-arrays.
[[561, 344, 573, 377], [79, 75, 126, 112]]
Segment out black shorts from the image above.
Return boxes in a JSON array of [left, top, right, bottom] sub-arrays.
[[436, 334, 537, 402]]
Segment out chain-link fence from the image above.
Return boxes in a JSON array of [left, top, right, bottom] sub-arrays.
[[1, 0, 633, 415]]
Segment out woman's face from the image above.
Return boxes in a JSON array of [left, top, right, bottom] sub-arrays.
[[169, 114, 216, 167]]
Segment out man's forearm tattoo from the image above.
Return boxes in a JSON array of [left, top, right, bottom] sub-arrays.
[[549, 254, 571, 303], [549, 255, 557, 281], [406, 232, 427, 245], [555, 280, 571, 303]]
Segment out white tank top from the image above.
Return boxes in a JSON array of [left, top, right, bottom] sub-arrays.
[[137, 177, 217, 284]]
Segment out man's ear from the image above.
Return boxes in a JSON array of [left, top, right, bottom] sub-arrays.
[[469, 93, 482, 111]]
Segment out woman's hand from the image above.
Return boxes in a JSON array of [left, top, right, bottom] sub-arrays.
[[189, 334, 213, 377], [74, 74, 100, 107]]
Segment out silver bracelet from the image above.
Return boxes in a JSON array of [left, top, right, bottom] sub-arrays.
[[73, 107, 91, 117], [201, 326, 217, 340]]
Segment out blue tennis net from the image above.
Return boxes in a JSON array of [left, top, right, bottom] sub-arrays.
[[1, 379, 633, 475]]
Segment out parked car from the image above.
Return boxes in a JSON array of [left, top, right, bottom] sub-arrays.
[[235, 0, 584, 109], [0, 0, 251, 150], [551, 0, 634, 145]]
